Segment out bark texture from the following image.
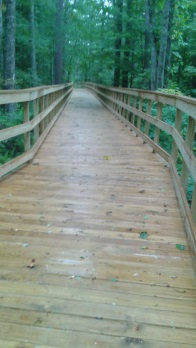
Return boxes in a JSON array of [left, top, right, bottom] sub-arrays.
[[29, 0, 37, 86], [113, 0, 123, 87], [3, 0, 16, 90], [122, 0, 132, 88], [54, 0, 63, 84], [0, 0, 3, 86]]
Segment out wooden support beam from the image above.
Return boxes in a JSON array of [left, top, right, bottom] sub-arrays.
[[23, 102, 30, 152], [181, 117, 196, 192], [154, 102, 163, 144]]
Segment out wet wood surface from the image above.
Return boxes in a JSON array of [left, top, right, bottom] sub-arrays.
[[0, 89, 195, 347]]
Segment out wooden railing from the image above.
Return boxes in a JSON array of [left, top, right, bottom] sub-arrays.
[[85, 82, 196, 252], [0, 83, 73, 178]]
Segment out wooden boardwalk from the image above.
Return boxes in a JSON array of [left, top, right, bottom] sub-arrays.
[[0, 88, 195, 347]]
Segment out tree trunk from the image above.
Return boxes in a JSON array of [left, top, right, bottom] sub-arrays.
[[164, 0, 175, 87], [147, 0, 157, 90], [143, 0, 151, 89], [3, 0, 16, 90], [3, 0, 16, 115], [113, 0, 123, 87], [0, 0, 3, 87], [54, 0, 63, 84], [122, 0, 132, 88], [29, 0, 37, 86], [156, 0, 171, 89]]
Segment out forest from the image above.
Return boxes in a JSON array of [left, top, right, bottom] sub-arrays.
[[0, 0, 195, 95]]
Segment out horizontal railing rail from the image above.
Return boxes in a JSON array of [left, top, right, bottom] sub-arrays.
[[0, 83, 73, 178], [85, 82, 196, 253]]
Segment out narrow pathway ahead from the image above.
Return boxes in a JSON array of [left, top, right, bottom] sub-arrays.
[[0, 89, 195, 347]]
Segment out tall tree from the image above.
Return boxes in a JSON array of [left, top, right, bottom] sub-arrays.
[[0, 0, 3, 86], [164, 0, 175, 87], [156, 0, 174, 88], [122, 0, 132, 88], [113, 0, 123, 87], [3, 0, 16, 91], [29, 0, 37, 86], [54, 0, 64, 84], [145, 0, 157, 90]]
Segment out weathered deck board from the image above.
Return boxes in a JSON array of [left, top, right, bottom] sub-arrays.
[[0, 89, 195, 347]]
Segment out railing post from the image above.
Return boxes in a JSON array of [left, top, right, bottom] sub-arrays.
[[171, 109, 182, 164], [154, 102, 163, 144], [181, 116, 195, 192], [39, 96, 45, 135], [137, 97, 143, 130], [144, 99, 151, 136], [23, 102, 30, 152], [33, 98, 39, 143], [191, 184, 196, 224], [132, 96, 137, 125]]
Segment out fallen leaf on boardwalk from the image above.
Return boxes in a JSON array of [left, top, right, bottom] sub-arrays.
[[139, 189, 145, 194], [80, 256, 87, 259], [22, 243, 29, 247], [133, 273, 139, 277], [176, 244, 185, 251], [95, 316, 103, 320], [139, 232, 148, 239], [69, 275, 81, 280], [140, 246, 148, 250], [75, 275, 81, 280], [103, 155, 110, 160], [27, 259, 35, 268], [143, 216, 149, 220], [111, 278, 118, 282], [106, 211, 112, 215]]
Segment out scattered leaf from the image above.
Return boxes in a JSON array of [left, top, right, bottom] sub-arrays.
[[27, 259, 35, 268], [106, 211, 112, 215], [143, 216, 149, 220], [22, 243, 29, 247], [80, 256, 87, 259], [176, 244, 185, 251], [133, 273, 139, 277], [103, 155, 110, 160], [140, 232, 148, 239], [95, 316, 103, 320], [75, 275, 81, 280], [69, 275, 81, 280], [140, 246, 148, 250], [111, 278, 118, 282], [139, 189, 145, 194]]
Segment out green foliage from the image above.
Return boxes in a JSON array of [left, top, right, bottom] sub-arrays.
[[0, 108, 24, 164]]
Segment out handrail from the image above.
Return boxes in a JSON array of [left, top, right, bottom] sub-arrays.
[[85, 82, 196, 253], [0, 83, 73, 178]]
